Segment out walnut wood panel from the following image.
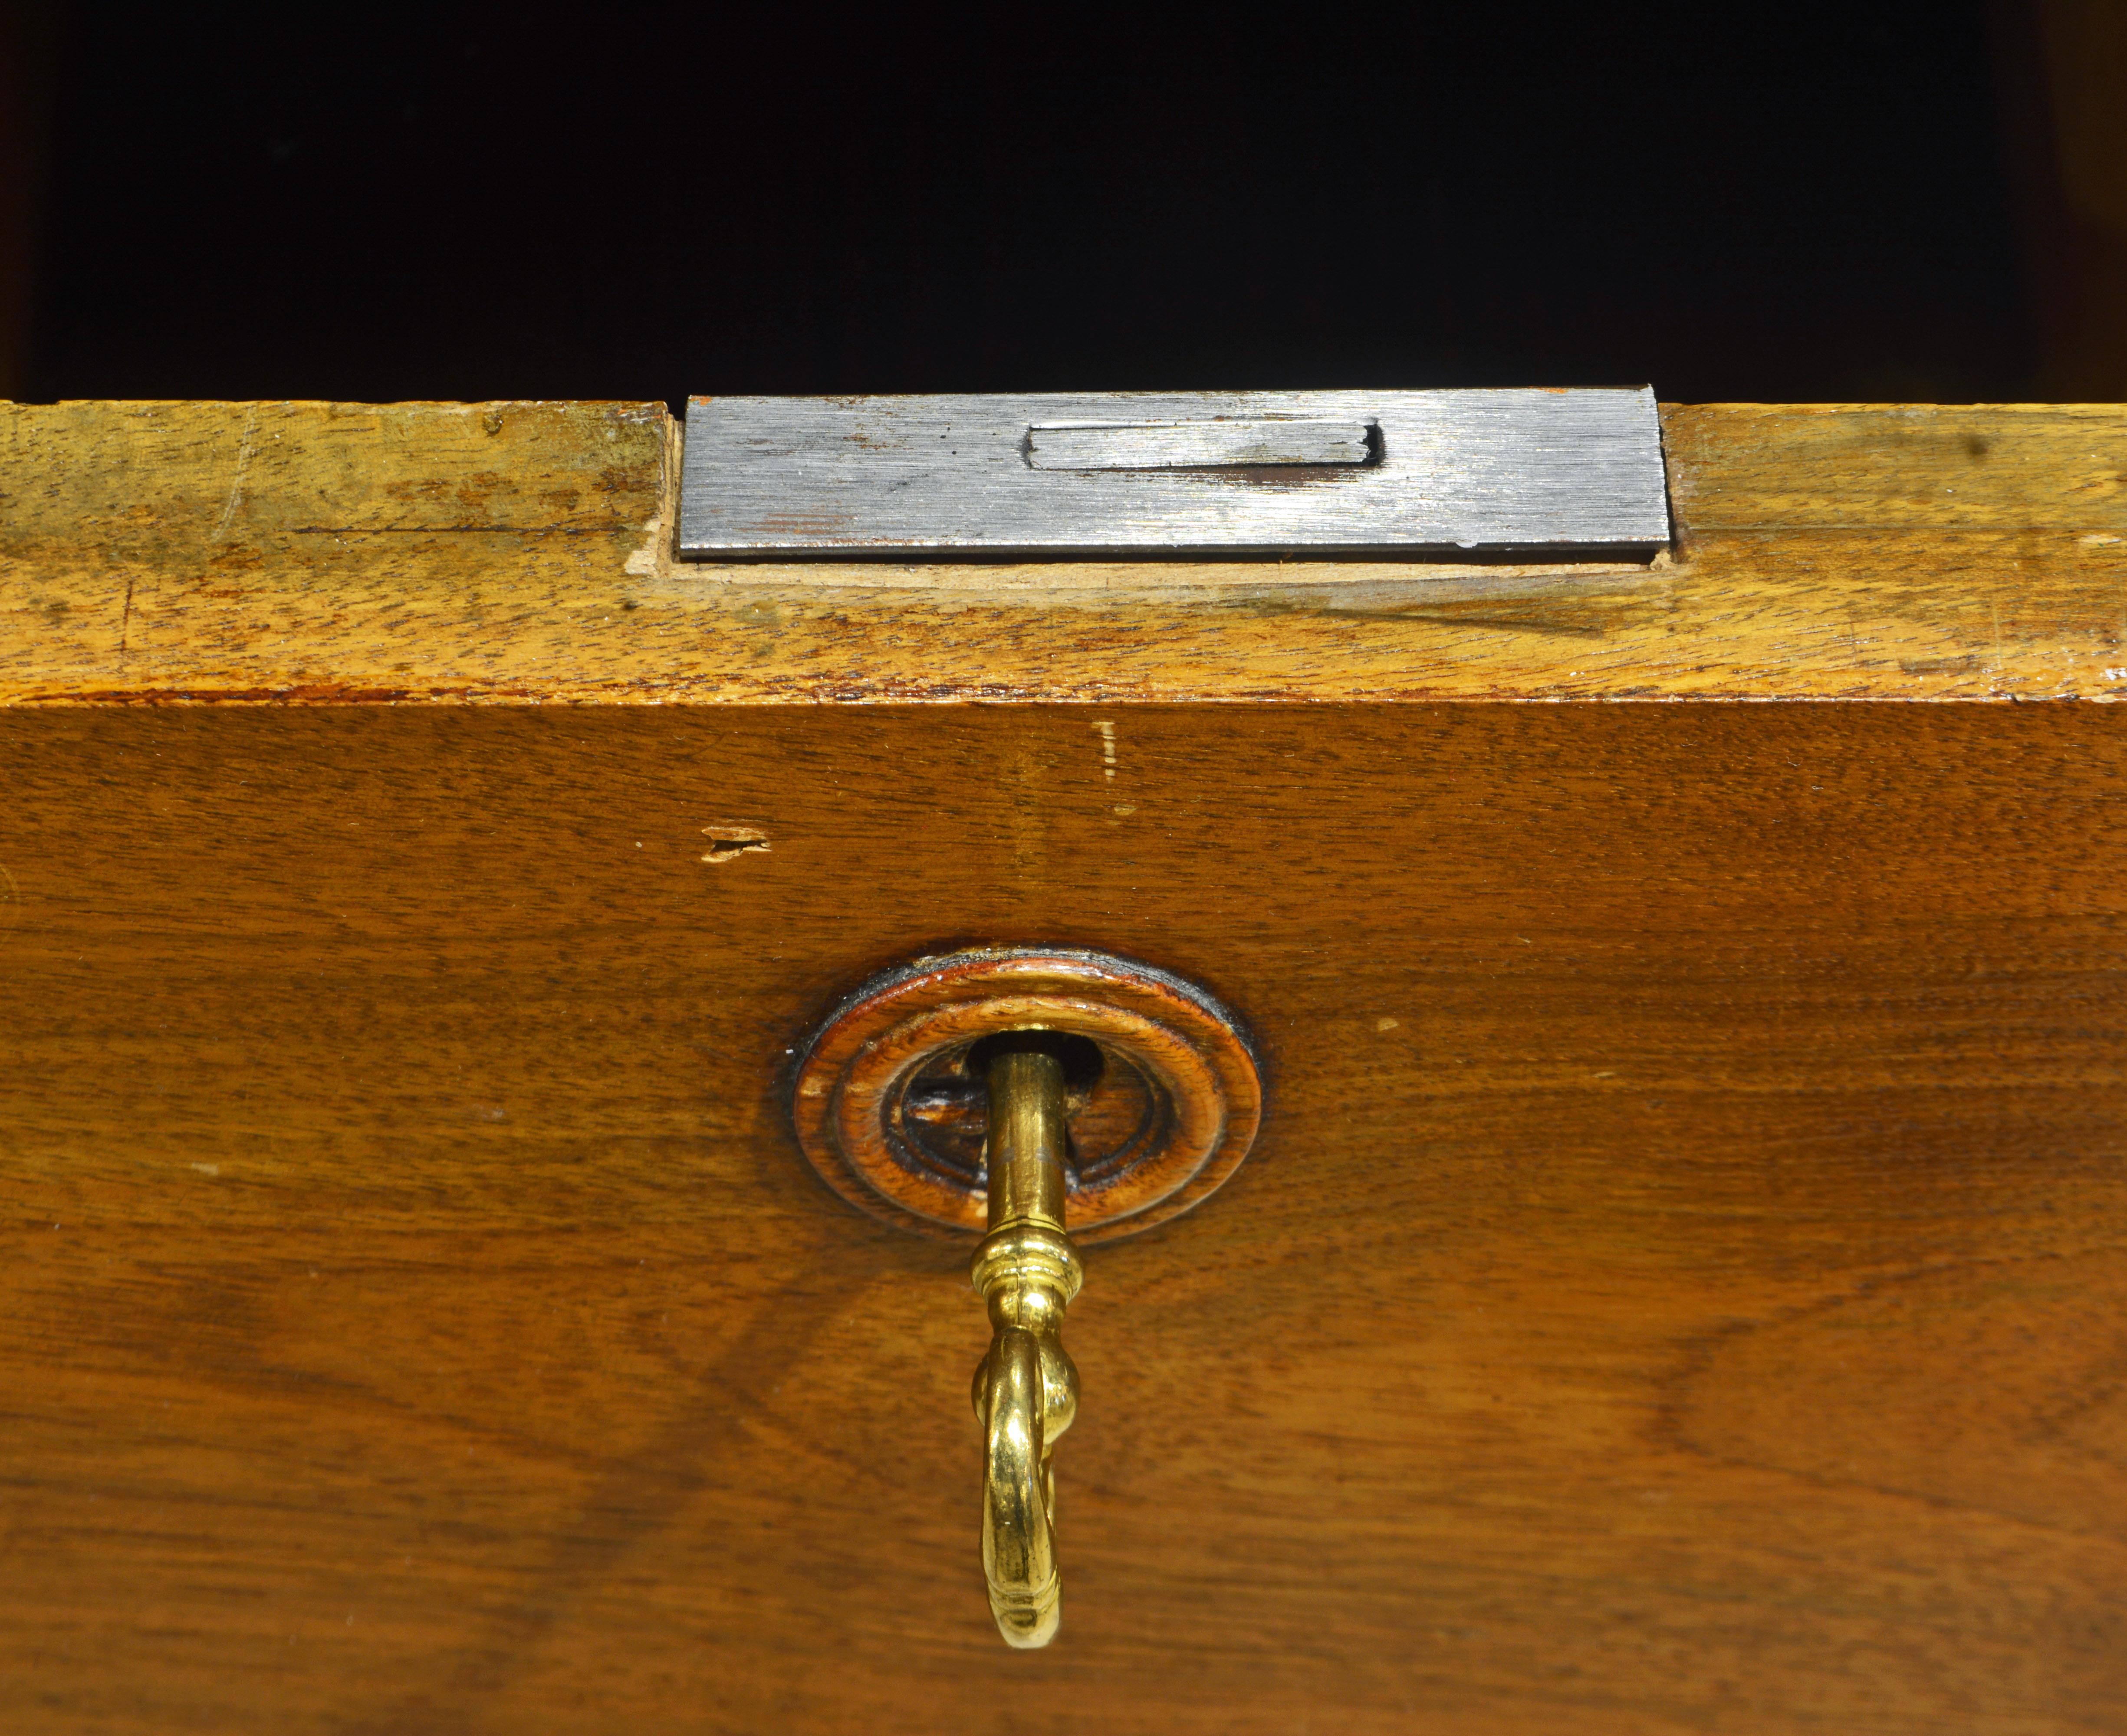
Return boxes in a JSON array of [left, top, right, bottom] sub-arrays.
[[3, 700, 2125, 1735]]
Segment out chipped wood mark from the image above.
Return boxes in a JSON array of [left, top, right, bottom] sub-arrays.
[[700, 824, 769, 864]]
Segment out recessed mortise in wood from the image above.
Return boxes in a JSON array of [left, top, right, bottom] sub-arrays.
[[789, 948, 1263, 1243]]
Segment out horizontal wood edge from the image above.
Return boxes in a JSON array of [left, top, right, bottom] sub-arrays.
[[3, 398, 2125, 706]]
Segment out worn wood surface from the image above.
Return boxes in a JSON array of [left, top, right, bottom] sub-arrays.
[[3, 403, 2126, 1733], [3, 398, 2127, 702]]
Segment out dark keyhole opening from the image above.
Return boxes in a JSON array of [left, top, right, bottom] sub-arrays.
[[965, 1030, 1106, 1095]]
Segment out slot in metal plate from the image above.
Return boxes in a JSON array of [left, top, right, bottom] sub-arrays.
[[678, 388, 1669, 561]]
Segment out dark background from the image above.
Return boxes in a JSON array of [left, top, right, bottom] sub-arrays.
[[3, 2, 2124, 408]]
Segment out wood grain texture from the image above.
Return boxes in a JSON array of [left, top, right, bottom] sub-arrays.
[[4, 398, 2127, 702], [5, 401, 2127, 1731], [3, 701, 2125, 1735]]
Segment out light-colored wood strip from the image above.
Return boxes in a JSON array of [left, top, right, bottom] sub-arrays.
[[0, 398, 666, 538], [3, 399, 2127, 704], [1664, 401, 2127, 529]]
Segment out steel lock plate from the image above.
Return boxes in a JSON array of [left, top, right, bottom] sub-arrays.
[[677, 388, 1671, 561]]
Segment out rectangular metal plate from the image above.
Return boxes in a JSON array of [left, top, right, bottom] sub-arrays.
[[677, 389, 1670, 561]]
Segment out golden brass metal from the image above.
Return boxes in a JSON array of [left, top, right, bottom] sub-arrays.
[[969, 1046, 1083, 1650], [790, 951, 1261, 1645]]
